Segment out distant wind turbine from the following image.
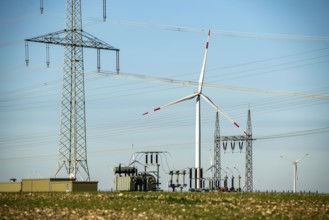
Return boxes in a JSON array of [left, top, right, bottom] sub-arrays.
[[143, 30, 246, 190], [205, 148, 214, 173], [280, 154, 309, 193]]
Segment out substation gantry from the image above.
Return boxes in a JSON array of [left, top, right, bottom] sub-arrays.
[[212, 109, 254, 192]]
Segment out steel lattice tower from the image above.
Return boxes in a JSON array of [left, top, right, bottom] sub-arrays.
[[213, 111, 221, 189], [245, 108, 253, 192], [25, 0, 119, 181], [218, 109, 254, 192]]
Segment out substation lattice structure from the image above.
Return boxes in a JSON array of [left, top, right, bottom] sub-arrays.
[[213, 109, 253, 192], [25, 0, 119, 181]]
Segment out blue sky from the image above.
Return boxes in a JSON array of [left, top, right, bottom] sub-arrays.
[[0, 0, 328, 192]]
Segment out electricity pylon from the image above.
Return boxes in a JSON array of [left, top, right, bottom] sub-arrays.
[[245, 108, 253, 192], [213, 111, 221, 189], [25, 0, 119, 181]]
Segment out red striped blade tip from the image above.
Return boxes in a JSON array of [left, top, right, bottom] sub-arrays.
[[233, 122, 240, 128], [142, 112, 149, 115], [154, 107, 161, 111]]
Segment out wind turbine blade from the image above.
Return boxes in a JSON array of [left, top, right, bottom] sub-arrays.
[[206, 165, 214, 172], [209, 148, 213, 166], [295, 153, 309, 163], [198, 29, 211, 93], [200, 93, 247, 135], [142, 93, 197, 115], [280, 155, 292, 163]]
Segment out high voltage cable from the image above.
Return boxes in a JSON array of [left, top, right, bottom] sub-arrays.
[[1, 127, 328, 162], [207, 47, 329, 73], [102, 19, 329, 42], [1, 45, 328, 103], [0, 70, 327, 112], [256, 127, 329, 140], [2, 7, 328, 42], [90, 70, 329, 100], [209, 55, 329, 83], [1, 95, 327, 150], [2, 65, 327, 112]]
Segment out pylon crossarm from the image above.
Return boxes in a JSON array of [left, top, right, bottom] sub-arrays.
[[25, 30, 119, 51], [81, 31, 119, 51]]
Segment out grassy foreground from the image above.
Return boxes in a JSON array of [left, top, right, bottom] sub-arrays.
[[1, 192, 328, 219]]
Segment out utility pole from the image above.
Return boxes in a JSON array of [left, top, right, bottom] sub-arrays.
[[25, 0, 120, 181]]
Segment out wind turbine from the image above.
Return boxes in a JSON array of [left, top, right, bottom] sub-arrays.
[[143, 30, 246, 190], [206, 148, 214, 169], [280, 154, 309, 193]]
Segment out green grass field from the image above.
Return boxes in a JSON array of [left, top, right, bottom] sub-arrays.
[[1, 192, 328, 219]]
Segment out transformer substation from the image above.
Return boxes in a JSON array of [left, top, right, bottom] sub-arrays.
[[114, 109, 254, 192], [114, 151, 164, 191]]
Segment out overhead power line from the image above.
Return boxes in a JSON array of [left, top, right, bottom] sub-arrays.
[[256, 127, 329, 140], [101, 19, 329, 42], [90, 69, 329, 100], [1, 127, 328, 162]]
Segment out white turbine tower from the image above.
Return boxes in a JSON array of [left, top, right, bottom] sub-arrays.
[[143, 30, 246, 190], [280, 154, 309, 193]]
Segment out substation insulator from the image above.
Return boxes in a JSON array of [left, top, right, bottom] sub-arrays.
[[176, 171, 179, 185], [189, 168, 193, 189], [25, 41, 29, 66], [194, 168, 197, 189], [169, 171, 173, 185], [224, 175, 228, 191], [231, 142, 235, 151], [239, 141, 244, 152], [46, 43, 50, 68], [97, 48, 101, 72], [223, 142, 228, 151]]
